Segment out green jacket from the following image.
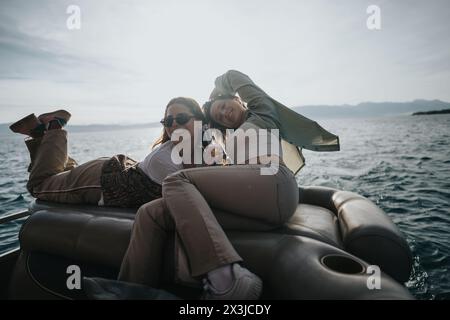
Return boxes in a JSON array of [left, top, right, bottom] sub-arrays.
[[214, 70, 340, 173]]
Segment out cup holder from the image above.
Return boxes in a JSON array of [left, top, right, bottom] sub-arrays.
[[321, 254, 365, 274]]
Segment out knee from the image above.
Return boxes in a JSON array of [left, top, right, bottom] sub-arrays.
[[135, 198, 172, 229], [161, 170, 193, 198], [276, 171, 299, 223], [162, 169, 188, 186], [136, 199, 163, 221]]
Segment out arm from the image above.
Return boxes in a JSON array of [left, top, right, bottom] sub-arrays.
[[211, 70, 269, 104], [211, 70, 280, 128]]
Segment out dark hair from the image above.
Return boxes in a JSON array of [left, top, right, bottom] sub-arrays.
[[202, 94, 239, 132], [152, 97, 205, 149]]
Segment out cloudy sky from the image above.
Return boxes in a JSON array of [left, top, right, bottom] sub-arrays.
[[1, 0, 449, 124]]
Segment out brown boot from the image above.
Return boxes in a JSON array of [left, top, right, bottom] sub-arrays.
[[9, 114, 44, 138], [25, 137, 43, 172], [38, 109, 71, 127]]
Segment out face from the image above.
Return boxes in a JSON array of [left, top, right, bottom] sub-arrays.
[[210, 98, 246, 129], [164, 103, 196, 142]]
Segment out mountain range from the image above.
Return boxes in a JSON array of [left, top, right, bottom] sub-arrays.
[[292, 99, 450, 119], [1, 99, 449, 134]]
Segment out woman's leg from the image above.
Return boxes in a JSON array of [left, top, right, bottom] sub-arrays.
[[118, 199, 175, 287], [161, 164, 298, 277], [118, 198, 250, 297], [27, 129, 104, 204], [24, 137, 42, 173]]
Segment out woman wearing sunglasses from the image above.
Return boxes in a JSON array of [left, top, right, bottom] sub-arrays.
[[9, 97, 204, 208], [118, 70, 339, 300]]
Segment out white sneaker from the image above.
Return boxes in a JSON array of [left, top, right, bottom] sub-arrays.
[[201, 264, 263, 300]]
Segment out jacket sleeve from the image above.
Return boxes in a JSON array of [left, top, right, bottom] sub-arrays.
[[214, 70, 269, 104], [214, 71, 340, 153], [214, 70, 280, 128]]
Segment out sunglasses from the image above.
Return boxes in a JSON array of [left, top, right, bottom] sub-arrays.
[[160, 113, 194, 127]]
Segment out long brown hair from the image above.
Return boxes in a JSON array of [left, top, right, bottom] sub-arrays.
[[152, 97, 205, 149]]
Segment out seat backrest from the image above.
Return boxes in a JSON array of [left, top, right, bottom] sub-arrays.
[[29, 199, 136, 219]]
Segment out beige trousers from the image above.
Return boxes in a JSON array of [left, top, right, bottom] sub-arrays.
[[26, 129, 104, 204], [119, 164, 298, 286], [118, 198, 174, 286]]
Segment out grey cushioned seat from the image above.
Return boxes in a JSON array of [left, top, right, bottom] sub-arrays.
[[9, 186, 413, 299]]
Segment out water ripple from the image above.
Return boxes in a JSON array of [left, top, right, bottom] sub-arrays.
[[1, 115, 450, 299]]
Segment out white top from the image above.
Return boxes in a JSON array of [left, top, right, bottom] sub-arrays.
[[225, 121, 282, 165], [138, 141, 184, 185]]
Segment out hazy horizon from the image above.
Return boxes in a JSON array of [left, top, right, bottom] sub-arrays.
[[1, 0, 450, 124], [1, 98, 448, 127]]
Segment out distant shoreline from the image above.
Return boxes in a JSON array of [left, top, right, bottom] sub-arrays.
[[412, 109, 450, 116], [2, 99, 450, 134]]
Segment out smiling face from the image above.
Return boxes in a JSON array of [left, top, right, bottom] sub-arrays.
[[209, 98, 246, 129], [164, 103, 195, 141]]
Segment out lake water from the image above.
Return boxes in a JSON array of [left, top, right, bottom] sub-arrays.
[[1, 114, 449, 300]]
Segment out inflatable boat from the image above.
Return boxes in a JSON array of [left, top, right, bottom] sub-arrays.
[[0, 186, 413, 299]]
